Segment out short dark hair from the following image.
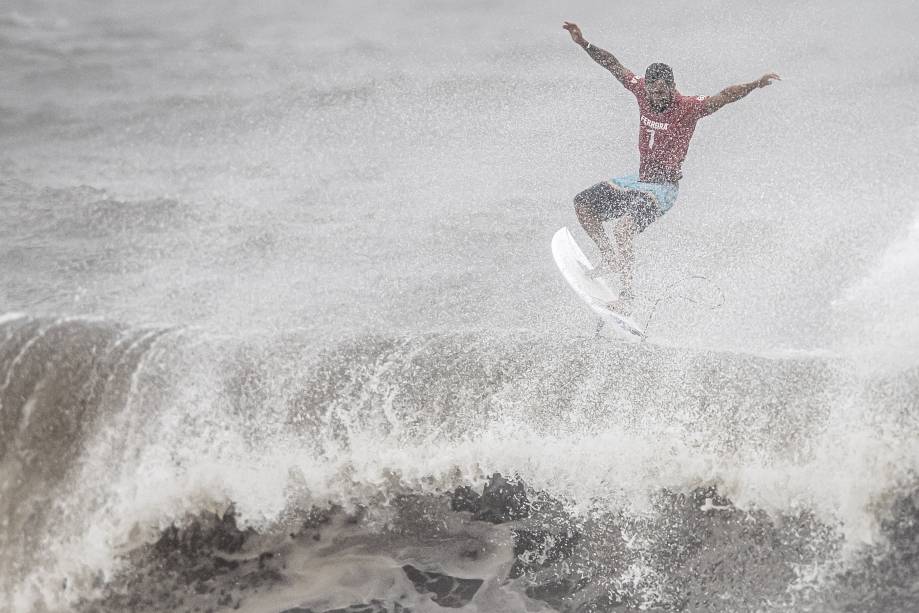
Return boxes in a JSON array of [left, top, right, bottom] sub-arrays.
[[645, 63, 675, 86]]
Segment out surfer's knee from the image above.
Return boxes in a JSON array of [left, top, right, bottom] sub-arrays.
[[573, 191, 593, 220], [574, 185, 604, 220]]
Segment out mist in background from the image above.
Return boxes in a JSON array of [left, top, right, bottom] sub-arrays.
[[2, 0, 916, 354]]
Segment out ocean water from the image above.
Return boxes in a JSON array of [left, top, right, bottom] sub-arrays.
[[2, 1, 919, 611]]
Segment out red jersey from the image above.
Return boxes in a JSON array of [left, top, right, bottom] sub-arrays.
[[622, 71, 712, 183]]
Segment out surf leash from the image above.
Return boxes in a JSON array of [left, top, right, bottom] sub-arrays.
[[640, 275, 725, 340]]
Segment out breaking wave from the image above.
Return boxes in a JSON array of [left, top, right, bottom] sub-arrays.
[[2, 314, 918, 612]]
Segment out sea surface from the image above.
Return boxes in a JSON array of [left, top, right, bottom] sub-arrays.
[[2, 1, 919, 611]]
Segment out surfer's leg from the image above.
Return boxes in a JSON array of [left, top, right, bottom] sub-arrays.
[[612, 213, 637, 299], [573, 182, 624, 267], [612, 191, 658, 300]]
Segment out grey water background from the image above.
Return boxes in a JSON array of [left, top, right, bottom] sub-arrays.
[[3, 0, 916, 352], [2, 0, 919, 611]]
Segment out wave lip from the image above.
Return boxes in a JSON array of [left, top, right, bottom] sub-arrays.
[[835, 212, 919, 373]]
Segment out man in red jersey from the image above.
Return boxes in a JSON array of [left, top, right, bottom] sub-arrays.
[[563, 21, 780, 310]]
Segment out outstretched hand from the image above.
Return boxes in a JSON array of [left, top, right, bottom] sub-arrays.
[[563, 21, 586, 46], [757, 73, 781, 88]]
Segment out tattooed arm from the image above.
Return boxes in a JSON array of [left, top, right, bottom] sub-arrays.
[[563, 22, 632, 87], [703, 73, 781, 115]]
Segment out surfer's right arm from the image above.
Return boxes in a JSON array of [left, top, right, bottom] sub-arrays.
[[562, 22, 632, 87]]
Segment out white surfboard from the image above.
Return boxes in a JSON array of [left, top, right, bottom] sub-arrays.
[[551, 227, 645, 342]]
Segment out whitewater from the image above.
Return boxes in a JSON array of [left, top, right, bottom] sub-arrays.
[[2, 1, 918, 612]]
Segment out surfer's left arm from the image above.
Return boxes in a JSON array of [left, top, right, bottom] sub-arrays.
[[703, 73, 781, 115]]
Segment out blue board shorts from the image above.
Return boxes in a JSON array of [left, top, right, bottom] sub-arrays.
[[574, 174, 680, 233]]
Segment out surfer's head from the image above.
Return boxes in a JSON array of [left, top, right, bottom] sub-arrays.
[[644, 63, 675, 112]]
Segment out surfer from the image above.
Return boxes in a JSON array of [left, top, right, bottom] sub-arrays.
[[563, 21, 779, 309]]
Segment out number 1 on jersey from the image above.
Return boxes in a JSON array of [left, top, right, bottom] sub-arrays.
[[647, 128, 656, 151]]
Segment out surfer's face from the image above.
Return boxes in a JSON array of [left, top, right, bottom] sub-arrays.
[[645, 79, 674, 112]]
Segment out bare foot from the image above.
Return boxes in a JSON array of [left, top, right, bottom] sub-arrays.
[[589, 253, 620, 279], [606, 298, 633, 316], [606, 288, 636, 314]]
